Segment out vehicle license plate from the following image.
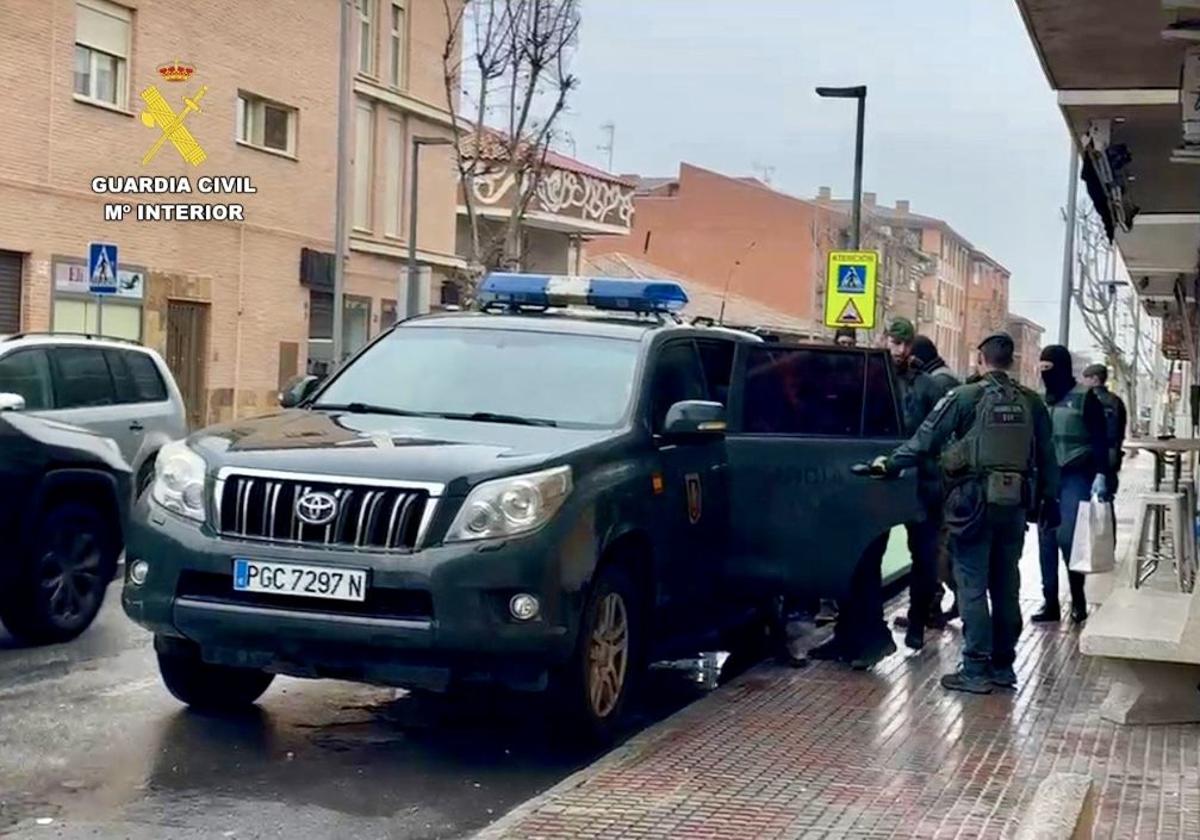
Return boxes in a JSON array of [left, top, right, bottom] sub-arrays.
[[232, 558, 368, 602]]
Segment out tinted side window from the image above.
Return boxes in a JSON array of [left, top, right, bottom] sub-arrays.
[[651, 341, 706, 430], [863, 352, 901, 437], [52, 347, 116, 409], [0, 349, 53, 410], [124, 351, 168, 402], [696, 340, 736, 406], [105, 350, 138, 404], [742, 347, 865, 436]]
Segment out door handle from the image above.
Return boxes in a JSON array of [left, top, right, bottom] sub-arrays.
[[129, 421, 144, 432]]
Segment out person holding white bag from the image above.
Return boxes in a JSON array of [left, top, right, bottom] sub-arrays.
[[1034, 345, 1115, 626]]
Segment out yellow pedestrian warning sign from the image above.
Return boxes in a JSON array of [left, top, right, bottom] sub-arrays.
[[824, 250, 879, 329], [835, 298, 865, 325]]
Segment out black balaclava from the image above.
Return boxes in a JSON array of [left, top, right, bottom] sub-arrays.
[[1040, 344, 1075, 400], [910, 336, 941, 372]]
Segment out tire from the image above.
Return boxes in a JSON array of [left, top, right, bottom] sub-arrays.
[[551, 562, 643, 744], [157, 641, 275, 711], [0, 501, 117, 645]]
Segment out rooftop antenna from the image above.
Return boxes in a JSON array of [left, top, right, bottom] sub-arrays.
[[752, 162, 775, 185], [719, 240, 757, 325], [598, 122, 615, 172]]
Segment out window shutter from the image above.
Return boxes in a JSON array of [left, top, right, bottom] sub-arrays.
[[76, 0, 130, 57]]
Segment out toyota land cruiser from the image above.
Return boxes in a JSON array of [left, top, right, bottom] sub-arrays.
[[122, 274, 919, 739]]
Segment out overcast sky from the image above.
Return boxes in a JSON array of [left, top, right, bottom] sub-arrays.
[[556, 0, 1092, 352]]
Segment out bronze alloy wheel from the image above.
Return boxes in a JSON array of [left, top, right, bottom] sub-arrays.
[[586, 591, 629, 719]]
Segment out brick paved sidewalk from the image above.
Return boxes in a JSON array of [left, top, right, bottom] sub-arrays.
[[479, 456, 1200, 839]]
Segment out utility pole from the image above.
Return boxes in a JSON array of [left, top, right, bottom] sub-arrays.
[[1058, 142, 1080, 346], [598, 122, 615, 172], [331, 0, 354, 365], [1132, 292, 1142, 435]]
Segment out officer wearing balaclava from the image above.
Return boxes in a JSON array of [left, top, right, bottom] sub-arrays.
[[1036, 345, 1112, 625]]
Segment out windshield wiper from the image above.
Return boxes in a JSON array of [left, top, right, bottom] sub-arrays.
[[447, 411, 558, 428], [310, 402, 434, 418]]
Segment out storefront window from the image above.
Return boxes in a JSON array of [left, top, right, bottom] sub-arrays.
[[52, 258, 144, 341]]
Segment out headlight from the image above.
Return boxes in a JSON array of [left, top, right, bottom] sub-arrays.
[[445, 466, 572, 543], [151, 440, 207, 522]]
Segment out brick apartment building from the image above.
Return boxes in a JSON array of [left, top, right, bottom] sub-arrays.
[[812, 190, 983, 373], [1007, 313, 1046, 390], [965, 251, 1012, 363], [0, 0, 461, 426], [585, 164, 834, 334]]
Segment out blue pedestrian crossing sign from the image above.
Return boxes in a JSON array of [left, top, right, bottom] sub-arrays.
[[824, 250, 879, 329], [837, 264, 867, 293], [87, 242, 119, 295]]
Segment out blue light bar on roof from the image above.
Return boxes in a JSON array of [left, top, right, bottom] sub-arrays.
[[479, 273, 689, 313]]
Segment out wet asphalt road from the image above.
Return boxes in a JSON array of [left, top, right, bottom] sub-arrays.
[[0, 581, 734, 840]]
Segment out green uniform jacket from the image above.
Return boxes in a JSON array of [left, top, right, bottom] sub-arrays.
[[889, 371, 1061, 509], [894, 364, 949, 506]]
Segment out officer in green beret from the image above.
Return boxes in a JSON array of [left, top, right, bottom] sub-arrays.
[[883, 317, 948, 652], [870, 333, 1060, 694]]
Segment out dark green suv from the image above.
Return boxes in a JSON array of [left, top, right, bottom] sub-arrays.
[[122, 276, 919, 738]]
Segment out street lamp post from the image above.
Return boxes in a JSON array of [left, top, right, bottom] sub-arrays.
[[816, 85, 868, 250], [406, 136, 453, 318]]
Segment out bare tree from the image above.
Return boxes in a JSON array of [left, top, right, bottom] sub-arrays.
[[442, 0, 581, 293], [1072, 203, 1166, 425]]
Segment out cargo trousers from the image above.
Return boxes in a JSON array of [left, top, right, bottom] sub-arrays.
[[949, 506, 1026, 679]]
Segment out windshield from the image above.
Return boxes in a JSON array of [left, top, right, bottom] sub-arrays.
[[313, 327, 640, 429]]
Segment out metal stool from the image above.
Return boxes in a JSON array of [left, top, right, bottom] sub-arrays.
[[1130, 492, 1196, 593]]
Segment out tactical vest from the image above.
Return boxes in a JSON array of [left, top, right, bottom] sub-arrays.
[[1050, 385, 1091, 468], [1093, 387, 1123, 468], [940, 377, 1037, 507]]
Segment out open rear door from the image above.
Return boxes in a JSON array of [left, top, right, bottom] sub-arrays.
[[723, 343, 922, 600]]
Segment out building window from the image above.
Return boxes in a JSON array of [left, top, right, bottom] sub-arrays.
[[353, 99, 374, 230], [74, 0, 130, 109], [389, 2, 406, 88], [343, 295, 372, 356], [384, 115, 404, 236], [380, 298, 398, 329], [307, 290, 333, 376], [357, 0, 375, 75], [237, 93, 297, 155]]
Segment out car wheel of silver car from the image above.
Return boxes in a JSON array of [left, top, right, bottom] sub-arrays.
[[0, 502, 116, 645], [156, 638, 275, 711], [554, 562, 642, 742]]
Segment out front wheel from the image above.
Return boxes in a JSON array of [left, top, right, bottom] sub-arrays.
[[157, 640, 275, 711], [0, 501, 117, 645], [552, 563, 643, 743]]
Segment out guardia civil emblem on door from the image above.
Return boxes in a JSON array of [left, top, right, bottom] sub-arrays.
[[685, 473, 702, 525]]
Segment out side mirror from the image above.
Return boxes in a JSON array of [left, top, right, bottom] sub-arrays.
[[278, 375, 321, 408], [0, 393, 26, 412], [662, 400, 726, 440]]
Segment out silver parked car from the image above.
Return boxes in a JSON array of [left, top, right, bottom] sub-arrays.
[[0, 333, 188, 495]]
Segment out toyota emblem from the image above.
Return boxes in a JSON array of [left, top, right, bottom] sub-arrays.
[[296, 491, 338, 526]]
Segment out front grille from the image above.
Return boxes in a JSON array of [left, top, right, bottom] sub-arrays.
[[216, 474, 430, 551], [177, 571, 434, 620]]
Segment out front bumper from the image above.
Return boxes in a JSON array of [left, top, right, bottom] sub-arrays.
[[122, 498, 589, 691]]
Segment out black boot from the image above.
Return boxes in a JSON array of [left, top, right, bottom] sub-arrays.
[[1070, 603, 1088, 625], [1031, 603, 1061, 623], [851, 635, 898, 671], [904, 625, 925, 651]]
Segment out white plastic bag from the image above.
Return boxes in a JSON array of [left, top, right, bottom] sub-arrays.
[[1069, 497, 1116, 574]]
